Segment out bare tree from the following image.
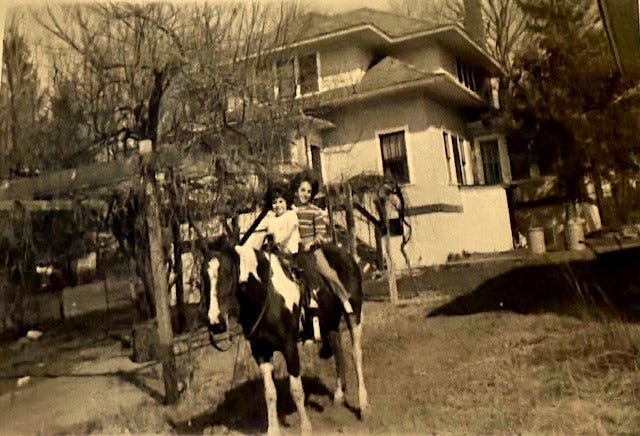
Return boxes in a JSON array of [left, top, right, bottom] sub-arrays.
[[1, 12, 43, 177], [388, 0, 526, 73]]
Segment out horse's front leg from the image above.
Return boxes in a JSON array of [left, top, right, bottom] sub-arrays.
[[284, 337, 312, 434], [258, 359, 281, 436], [347, 312, 369, 419]]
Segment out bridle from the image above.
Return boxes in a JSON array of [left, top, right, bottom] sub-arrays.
[[208, 247, 272, 350]]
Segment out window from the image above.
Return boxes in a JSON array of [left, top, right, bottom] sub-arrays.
[[443, 130, 468, 185], [480, 139, 502, 184], [275, 137, 292, 164], [255, 61, 274, 102], [298, 53, 319, 95], [379, 131, 410, 184], [451, 135, 466, 185], [456, 57, 478, 92], [382, 218, 403, 236], [442, 132, 452, 182], [276, 57, 296, 99]]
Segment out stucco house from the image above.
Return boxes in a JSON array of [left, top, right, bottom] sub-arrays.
[[237, 8, 515, 267]]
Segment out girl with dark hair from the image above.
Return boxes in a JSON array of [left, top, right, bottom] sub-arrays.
[[263, 184, 299, 255], [291, 174, 354, 317]]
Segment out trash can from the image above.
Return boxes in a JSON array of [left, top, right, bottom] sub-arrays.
[[528, 226, 546, 254], [565, 219, 585, 251]]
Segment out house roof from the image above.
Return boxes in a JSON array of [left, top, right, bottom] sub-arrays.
[[302, 56, 486, 109], [286, 8, 435, 42], [357, 56, 429, 92], [274, 8, 502, 74]]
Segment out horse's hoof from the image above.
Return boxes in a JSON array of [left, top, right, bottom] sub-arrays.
[[333, 391, 345, 405], [300, 420, 312, 435], [358, 405, 370, 421], [319, 342, 333, 359], [267, 426, 281, 436]]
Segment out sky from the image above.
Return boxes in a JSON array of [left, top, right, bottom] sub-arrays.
[[0, 0, 393, 83]]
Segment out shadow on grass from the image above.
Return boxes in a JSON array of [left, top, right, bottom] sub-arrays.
[[429, 247, 640, 321], [170, 376, 333, 434]]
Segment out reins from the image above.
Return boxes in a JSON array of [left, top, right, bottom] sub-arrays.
[[208, 245, 272, 350]]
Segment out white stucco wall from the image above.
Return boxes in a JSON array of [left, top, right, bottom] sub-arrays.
[[438, 47, 459, 77], [318, 93, 513, 267], [318, 43, 371, 91], [369, 186, 512, 268], [458, 186, 513, 252], [392, 42, 448, 73], [321, 94, 471, 208]]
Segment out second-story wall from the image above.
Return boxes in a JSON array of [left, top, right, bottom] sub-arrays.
[[318, 43, 371, 91], [392, 42, 447, 74]]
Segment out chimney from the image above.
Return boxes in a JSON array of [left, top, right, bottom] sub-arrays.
[[463, 0, 485, 48]]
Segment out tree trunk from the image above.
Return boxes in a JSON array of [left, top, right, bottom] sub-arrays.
[[145, 178, 179, 405], [146, 69, 165, 145]]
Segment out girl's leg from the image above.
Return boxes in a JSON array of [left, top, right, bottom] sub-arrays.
[[313, 249, 353, 314], [296, 252, 320, 341]]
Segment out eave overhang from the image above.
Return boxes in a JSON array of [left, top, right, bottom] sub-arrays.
[[303, 69, 487, 110], [230, 24, 503, 76], [598, 0, 640, 79]]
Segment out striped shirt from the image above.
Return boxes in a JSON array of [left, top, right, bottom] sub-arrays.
[[292, 203, 327, 248]]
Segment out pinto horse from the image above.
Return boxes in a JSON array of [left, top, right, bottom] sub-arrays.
[[201, 239, 368, 435]]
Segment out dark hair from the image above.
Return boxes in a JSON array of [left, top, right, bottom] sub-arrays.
[[265, 183, 291, 207], [290, 170, 320, 200]]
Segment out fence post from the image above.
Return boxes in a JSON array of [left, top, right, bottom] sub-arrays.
[[379, 196, 398, 305], [145, 178, 179, 405], [345, 182, 357, 257]]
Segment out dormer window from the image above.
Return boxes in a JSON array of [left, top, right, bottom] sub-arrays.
[[276, 57, 296, 99], [254, 52, 319, 100], [455, 57, 478, 92], [298, 53, 319, 95]]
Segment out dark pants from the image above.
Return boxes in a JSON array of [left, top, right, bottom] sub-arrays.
[[295, 252, 322, 340]]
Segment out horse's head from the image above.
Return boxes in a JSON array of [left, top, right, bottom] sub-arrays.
[[201, 246, 239, 335]]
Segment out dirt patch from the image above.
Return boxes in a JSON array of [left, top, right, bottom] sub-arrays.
[[3, 298, 636, 435], [2, 255, 640, 434]]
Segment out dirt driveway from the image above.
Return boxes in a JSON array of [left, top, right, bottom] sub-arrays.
[[1, 251, 640, 434]]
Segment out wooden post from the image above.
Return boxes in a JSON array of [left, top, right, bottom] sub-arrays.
[[379, 196, 398, 305], [171, 218, 185, 333], [145, 179, 179, 405], [345, 182, 357, 256], [327, 191, 337, 243], [168, 169, 186, 333]]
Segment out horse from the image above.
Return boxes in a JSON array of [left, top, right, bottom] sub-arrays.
[[200, 238, 368, 435]]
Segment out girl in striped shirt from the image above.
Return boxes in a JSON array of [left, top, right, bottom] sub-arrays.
[[292, 175, 354, 316]]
